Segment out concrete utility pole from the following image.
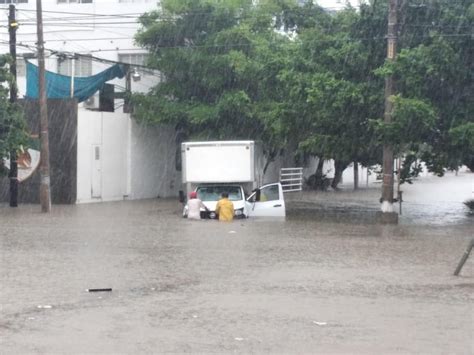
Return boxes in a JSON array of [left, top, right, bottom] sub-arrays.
[[379, 0, 399, 223], [8, 4, 18, 207], [70, 54, 75, 98], [124, 64, 131, 113], [36, 0, 51, 212]]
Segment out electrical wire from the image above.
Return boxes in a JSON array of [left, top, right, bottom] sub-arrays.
[[0, 0, 470, 18], [16, 37, 133, 43], [15, 9, 93, 54], [0, 8, 146, 18], [0, 3, 365, 25], [2, 31, 472, 58], [17, 21, 141, 26]]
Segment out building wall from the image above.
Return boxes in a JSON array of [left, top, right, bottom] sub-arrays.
[[302, 157, 381, 188], [129, 121, 180, 199], [341, 162, 380, 188], [77, 111, 129, 203], [76, 110, 179, 203]]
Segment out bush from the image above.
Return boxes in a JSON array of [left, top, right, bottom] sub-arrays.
[[463, 199, 474, 213]]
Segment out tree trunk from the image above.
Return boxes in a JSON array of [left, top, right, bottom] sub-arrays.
[[315, 158, 324, 179], [353, 161, 359, 190], [263, 149, 277, 176], [331, 160, 348, 190]]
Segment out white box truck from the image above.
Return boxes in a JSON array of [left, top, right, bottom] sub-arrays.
[[182, 141, 285, 218]]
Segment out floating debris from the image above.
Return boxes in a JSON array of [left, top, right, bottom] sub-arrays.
[[86, 288, 112, 292]]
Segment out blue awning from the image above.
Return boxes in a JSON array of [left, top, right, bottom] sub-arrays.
[[26, 61, 126, 103]]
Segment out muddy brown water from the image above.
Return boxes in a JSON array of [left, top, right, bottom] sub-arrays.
[[0, 173, 472, 353]]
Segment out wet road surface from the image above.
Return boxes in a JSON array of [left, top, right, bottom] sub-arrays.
[[288, 172, 473, 226], [0, 174, 473, 353]]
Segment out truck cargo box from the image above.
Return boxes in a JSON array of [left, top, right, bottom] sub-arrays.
[[182, 141, 255, 183]]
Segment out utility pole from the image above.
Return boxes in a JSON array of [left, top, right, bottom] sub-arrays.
[[36, 0, 51, 212], [70, 54, 75, 98], [8, 4, 18, 207], [379, 0, 399, 223], [123, 64, 131, 113]]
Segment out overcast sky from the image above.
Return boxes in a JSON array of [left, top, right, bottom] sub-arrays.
[[316, 0, 366, 10]]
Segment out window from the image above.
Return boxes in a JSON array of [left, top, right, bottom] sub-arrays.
[[57, 55, 92, 77], [118, 53, 148, 67], [259, 185, 280, 202], [118, 53, 160, 78], [16, 57, 26, 77], [0, 0, 28, 4], [196, 186, 242, 202], [118, 53, 150, 74], [248, 184, 280, 203], [57, 0, 92, 3]]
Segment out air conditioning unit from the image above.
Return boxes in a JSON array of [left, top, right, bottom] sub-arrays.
[[84, 96, 95, 108]]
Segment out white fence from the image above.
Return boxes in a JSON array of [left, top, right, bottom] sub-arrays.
[[280, 167, 303, 193]]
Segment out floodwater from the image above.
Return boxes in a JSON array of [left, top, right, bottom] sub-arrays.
[[0, 173, 472, 353], [288, 171, 473, 226]]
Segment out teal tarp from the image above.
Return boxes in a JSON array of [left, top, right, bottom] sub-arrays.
[[26, 61, 126, 103]]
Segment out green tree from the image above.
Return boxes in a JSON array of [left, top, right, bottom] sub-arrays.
[[133, 0, 295, 163], [376, 0, 474, 174], [279, 4, 386, 189], [133, 0, 472, 187], [0, 54, 27, 176]]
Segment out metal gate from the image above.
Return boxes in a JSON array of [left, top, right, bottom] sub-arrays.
[[280, 167, 303, 193]]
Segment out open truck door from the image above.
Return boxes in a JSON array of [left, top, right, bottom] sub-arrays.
[[246, 182, 286, 217]]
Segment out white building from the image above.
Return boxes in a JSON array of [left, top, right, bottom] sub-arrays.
[[0, 0, 161, 107], [0, 1, 170, 203]]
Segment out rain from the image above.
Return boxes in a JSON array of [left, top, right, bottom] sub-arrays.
[[0, 0, 473, 353]]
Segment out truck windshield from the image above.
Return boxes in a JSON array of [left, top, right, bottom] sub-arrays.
[[196, 186, 242, 202]]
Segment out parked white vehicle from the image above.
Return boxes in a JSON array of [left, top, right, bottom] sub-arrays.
[[183, 182, 286, 219], [181, 141, 286, 218]]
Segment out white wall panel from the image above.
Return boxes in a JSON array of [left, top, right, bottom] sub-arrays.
[[129, 122, 180, 199]]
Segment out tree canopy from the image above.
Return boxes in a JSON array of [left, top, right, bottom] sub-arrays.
[[132, 0, 473, 183], [0, 54, 27, 176]]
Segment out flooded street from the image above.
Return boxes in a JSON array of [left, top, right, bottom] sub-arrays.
[[1, 174, 473, 353], [288, 171, 473, 226]]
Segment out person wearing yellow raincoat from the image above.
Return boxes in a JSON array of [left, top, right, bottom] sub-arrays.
[[215, 192, 234, 221]]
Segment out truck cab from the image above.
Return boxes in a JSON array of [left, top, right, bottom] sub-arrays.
[[245, 182, 286, 217], [183, 182, 285, 219], [195, 184, 247, 218]]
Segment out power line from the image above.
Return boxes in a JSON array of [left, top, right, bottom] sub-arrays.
[[0, 39, 160, 77], [0, 8, 146, 18], [0, 3, 362, 24], [17, 21, 141, 26], [2, 32, 471, 56], [15, 36, 133, 43], [16, 13, 142, 22], [89, 48, 147, 53], [14, 9, 93, 53]]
